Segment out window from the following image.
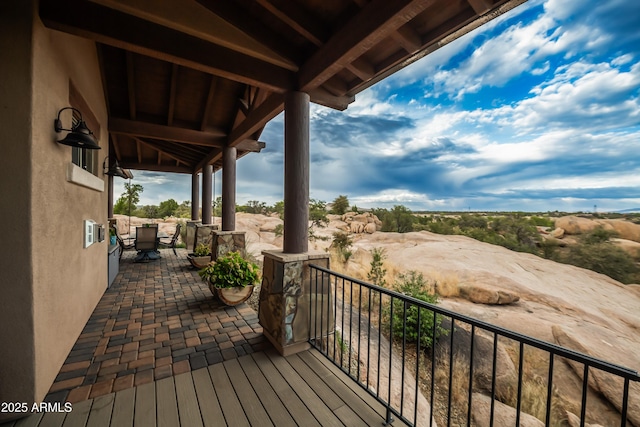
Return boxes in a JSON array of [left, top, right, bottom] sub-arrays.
[[69, 81, 100, 176]]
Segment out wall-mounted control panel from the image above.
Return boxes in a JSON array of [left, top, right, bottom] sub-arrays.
[[84, 220, 105, 248]]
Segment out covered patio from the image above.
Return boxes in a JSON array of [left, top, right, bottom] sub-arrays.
[[1, 249, 408, 427]]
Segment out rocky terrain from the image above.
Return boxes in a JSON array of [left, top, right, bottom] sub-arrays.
[[116, 212, 640, 425]]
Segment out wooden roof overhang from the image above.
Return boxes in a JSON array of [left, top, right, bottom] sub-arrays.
[[39, 0, 527, 175]]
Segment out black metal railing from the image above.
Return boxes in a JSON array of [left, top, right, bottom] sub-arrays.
[[308, 264, 640, 427]]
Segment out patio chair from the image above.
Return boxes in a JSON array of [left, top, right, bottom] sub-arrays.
[[134, 226, 159, 262], [159, 223, 182, 255], [112, 224, 134, 259]]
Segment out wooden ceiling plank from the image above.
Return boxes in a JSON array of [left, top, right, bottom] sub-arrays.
[[298, 0, 436, 91], [109, 117, 225, 147], [322, 76, 349, 97], [254, 0, 327, 47], [111, 133, 122, 160], [157, 151, 162, 165], [141, 138, 206, 160], [96, 45, 111, 116], [40, 0, 295, 93], [196, 0, 303, 66], [126, 51, 136, 119], [467, 0, 493, 14], [167, 63, 179, 126], [200, 76, 218, 131]]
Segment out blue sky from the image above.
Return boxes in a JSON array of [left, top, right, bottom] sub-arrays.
[[117, 0, 640, 213]]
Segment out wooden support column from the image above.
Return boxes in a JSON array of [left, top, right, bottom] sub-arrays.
[[283, 91, 310, 254], [202, 165, 213, 224], [191, 172, 199, 220], [107, 174, 114, 218], [222, 146, 237, 231]]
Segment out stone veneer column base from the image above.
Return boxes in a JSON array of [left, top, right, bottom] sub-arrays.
[[259, 250, 333, 356], [212, 230, 246, 260]]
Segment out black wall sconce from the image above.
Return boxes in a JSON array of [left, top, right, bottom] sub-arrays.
[[54, 107, 101, 150], [103, 156, 129, 179]]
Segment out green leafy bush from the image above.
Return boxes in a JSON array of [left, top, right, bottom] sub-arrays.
[[331, 231, 353, 262], [386, 271, 448, 349], [198, 251, 259, 289], [367, 247, 387, 287], [193, 243, 211, 256], [559, 241, 638, 284]]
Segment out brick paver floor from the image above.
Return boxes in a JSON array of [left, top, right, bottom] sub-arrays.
[[44, 249, 266, 404]]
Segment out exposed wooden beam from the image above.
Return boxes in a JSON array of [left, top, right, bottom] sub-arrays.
[[136, 139, 142, 164], [126, 51, 136, 119], [40, 0, 295, 92], [392, 25, 422, 54], [195, 0, 303, 66], [322, 76, 349, 97], [111, 133, 122, 161], [196, 93, 284, 171], [309, 88, 354, 111], [298, 0, 436, 91], [467, 0, 493, 14], [96, 45, 111, 116], [236, 140, 266, 153], [346, 58, 375, 81], [109, 117, 226, 147], [133, 137, 199, 165], [119, 162, 193, 174], [254, 0, 327, 47], [167, 63, 179, 126]]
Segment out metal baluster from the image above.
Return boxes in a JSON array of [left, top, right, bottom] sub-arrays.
[[545, 353, 554, 426], [447, 318, 455, 427], [467, 325, 476, 426], [516, 342, 524, 427], [580, 365, 589, 427]]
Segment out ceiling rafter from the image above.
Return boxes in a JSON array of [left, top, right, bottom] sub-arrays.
[[298, 0, 437, 91], [40, 0, 296, 92], [167, 64, 179, 126], [126, 51, 136, 119], [195, 0, 303, 66], [200, 76, 218, 131], [111, 134, 122, 161], [254, 0, 328, 47], [346, 58, 375, 81], [109, 117, 226, 148], [136, 139, 142, 164], [392, 25, 422, 54], [134, 137, 201, 166], [467, 0, 493, 14]]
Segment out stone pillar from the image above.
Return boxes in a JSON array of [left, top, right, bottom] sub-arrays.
[[283, 92, 309, 254], [259, 250, 332, 355], [107, 174, 114, 218], [191, 172, 199, 220], [202, 165, 212, 225], [212, 230, 245, 260], [222, 145, 236, 231]]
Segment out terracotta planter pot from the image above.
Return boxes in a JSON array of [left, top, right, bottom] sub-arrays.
[[187, 254, 212, 269], [211, 284, 254, 306]]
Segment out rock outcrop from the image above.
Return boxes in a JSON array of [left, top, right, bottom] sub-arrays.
[[457, 282, 520, 305], [472, 393, 544, 427]]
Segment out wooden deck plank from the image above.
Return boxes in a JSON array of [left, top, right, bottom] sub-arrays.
[[298, 350, 390, 425], [13, 412, 43, 427], [156, 377, 179, 427], [38, 411, 66, 427], [174, 372, 204, 427], [85, 393, 115, 427], [237, 355, 297, 427], [333, 406, 371, 427], [251, 352, 321, 427], [191, 368, 225, 427], [306, 349, 387, 417], [265, 350, 344, 427], [208, 363, 249, 427], [110, 387, 134, 427], [62, 399, 92, 427], [223, 358, 274, 427], [287, 353, 345, 410], [134, 382, 156, 427]]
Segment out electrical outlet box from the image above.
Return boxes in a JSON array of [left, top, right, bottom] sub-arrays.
[[84, 219, 96, 248], [95, 223, 105, 242]]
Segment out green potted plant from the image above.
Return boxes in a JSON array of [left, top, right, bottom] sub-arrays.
[[109, 228, 117, 246], [198, 251, 259, 306], [187, 242, 212, 268]]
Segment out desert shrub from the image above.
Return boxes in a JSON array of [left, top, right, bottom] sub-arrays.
[[386, 271, 447, 349], [331, 231, 353, 262], [274, 223, 283, 237], [582, 226, 617, 244], [379, 205, 414, 233], [560, 243, 638, 283], [529, 216, 554, 227], [367, 247, 387, 287]]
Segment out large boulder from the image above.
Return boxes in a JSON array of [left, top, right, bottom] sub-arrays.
[[555, 216, 612, 235], [602, 219, 640, 243], [458, 282, 520, 305], [471, 393, 544, 427]]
